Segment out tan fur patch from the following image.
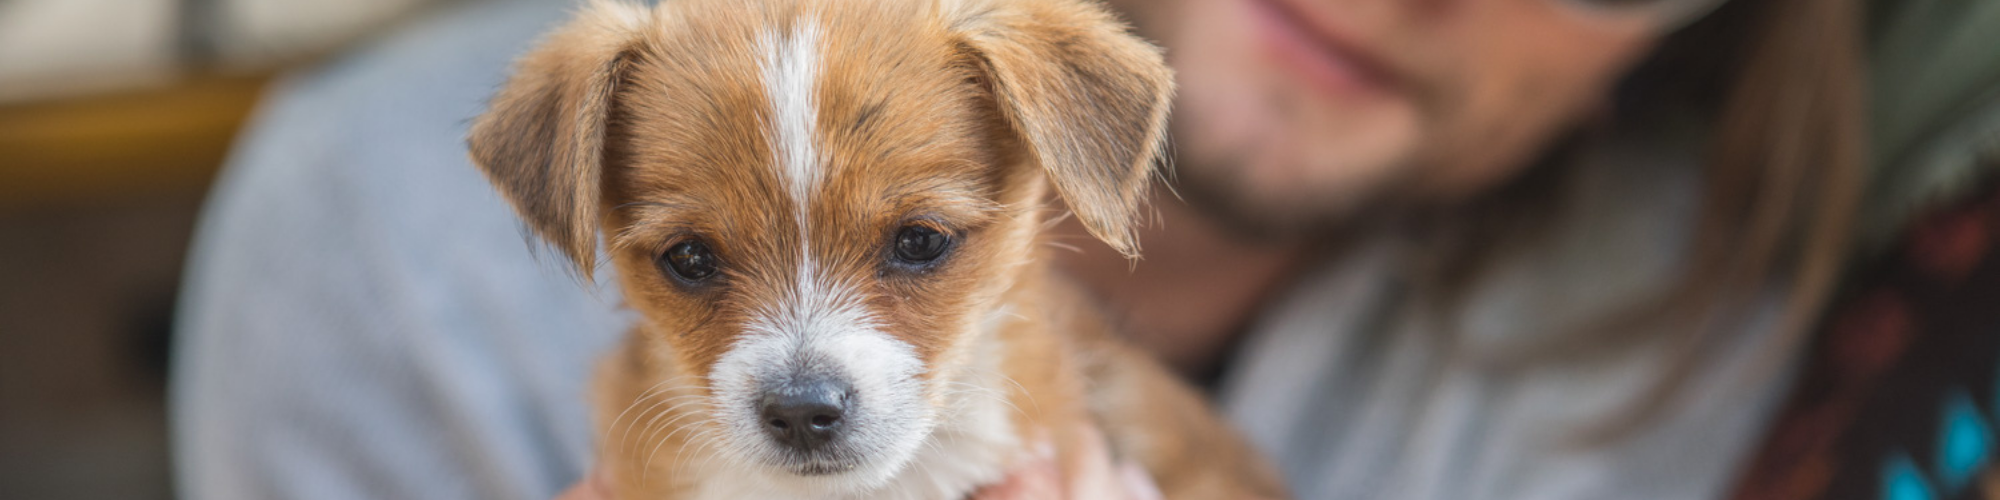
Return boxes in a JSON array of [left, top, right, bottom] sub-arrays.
[[468, 1, 1280, 498]]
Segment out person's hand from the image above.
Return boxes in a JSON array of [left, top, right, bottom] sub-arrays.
[[554, 469, 613, 500], [972, 425, 1163, 500]]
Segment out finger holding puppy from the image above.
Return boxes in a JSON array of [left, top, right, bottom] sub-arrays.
[[972, 426, 1165, 500], [554, 469, 613, 500]]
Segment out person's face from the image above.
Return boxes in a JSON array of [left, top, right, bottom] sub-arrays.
[[1159, 0, 1666, 234]]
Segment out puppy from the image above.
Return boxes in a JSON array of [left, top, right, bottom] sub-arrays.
[[468, 0, 1285, 498]]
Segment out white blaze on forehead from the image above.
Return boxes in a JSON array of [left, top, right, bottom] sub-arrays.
[[759, 22, 824, 210], [702, 19, 934, 491], [757, 21, 830, 308]]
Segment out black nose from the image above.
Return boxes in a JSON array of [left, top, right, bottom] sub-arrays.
[[759, 376, 853, 452]]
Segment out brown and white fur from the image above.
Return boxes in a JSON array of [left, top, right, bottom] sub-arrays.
[[467, 0, 1285, 498]]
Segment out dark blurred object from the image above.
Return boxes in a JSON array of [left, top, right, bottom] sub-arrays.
[[0, 0, 456, 495], [0, 196, 203, 500], [0, 2, 438, 498], [0, 67, 263, 500]]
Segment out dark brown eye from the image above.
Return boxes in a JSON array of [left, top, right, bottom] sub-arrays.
[[892, 225, 950, 264], [660, 240, 719, 282]]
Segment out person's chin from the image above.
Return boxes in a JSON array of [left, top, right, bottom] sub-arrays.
[[1173, 110, 1419, 234], [1171, 58, 1428, 239], [1172, 155, 1413, 243]]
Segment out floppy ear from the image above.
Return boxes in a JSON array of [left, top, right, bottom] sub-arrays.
[[948, 0, 1174, 258], [467, 0, 651, 276]]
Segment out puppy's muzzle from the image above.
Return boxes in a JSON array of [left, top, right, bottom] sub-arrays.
[[759, 374, 856, 454]]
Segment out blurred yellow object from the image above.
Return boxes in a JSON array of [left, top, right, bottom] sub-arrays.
[[0, 73, 268, 210]]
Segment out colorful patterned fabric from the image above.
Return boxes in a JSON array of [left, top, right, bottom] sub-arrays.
[[1732, 174, 2000, 500]]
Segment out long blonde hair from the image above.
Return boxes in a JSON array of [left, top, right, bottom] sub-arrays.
[[1425, 0, 1867, 441]]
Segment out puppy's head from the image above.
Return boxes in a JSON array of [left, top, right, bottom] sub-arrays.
[[470, 0, 1169, 490]]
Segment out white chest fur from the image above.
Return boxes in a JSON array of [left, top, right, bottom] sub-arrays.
[[681, 316, 1027, 500], [682, 380, 1022, 500]]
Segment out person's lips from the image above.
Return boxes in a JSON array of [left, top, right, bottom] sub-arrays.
[[1242, 0, 1403, 100]]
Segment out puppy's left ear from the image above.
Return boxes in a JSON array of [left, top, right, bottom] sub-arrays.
[[949, 0, 1174, 258], [468, 0, 651, 276]]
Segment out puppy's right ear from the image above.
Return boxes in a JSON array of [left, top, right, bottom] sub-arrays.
[[468, 0, 651, 276], [945, 0, 1174, 259]]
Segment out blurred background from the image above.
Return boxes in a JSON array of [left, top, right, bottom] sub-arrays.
[[0, 0, 457, 497]]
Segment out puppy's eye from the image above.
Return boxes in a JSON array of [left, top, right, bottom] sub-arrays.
[[659, 240, 720, 282], [892, 225, 951, 264]]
